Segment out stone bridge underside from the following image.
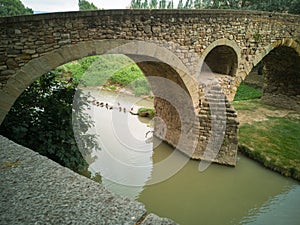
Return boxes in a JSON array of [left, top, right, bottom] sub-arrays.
[[0, 10, 299, 166]]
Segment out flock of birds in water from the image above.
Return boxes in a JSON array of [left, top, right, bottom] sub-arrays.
[[89, 99, 135, 114], [89, 98, 153, 139], [88, 98, 155, 140]]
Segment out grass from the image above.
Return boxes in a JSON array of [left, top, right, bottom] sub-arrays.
[[234, 82, 300, 180], [234, 83, 262, 101], [238, 116, 300, 180], [232, 99, 261, 110], [232, 98, 278, 111]]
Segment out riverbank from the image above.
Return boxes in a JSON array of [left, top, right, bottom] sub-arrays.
[[233, 99, 300, 181]]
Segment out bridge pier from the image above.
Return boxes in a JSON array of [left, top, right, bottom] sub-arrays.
[[153, 82, 239, 166]]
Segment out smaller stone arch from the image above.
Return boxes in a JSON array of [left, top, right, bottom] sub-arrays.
[[200, 39, 241, 76], [197, 39, 241, 101]]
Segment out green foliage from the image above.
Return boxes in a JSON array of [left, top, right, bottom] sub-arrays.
[[78, 0, 98, 11], [0, 70, 98, 172], [167, 0, 174, 8], [253, 32, 262, 42], [131, 0, 174, 8], [62, 55, 151, 96], [61, 56, 99, 81], [159, 0, 166, 8], [290, 0, 300, 14], [59, 56, 99, 80], [178, 0, 184, 9], [0, 0, 33, 16], [110, 65, 143, 86], [138, 107, 155, 118], [184, 0, 193, 9], [130, 0, 299, 12], [234, 83, 262, 101], [194, 0, 201, 9], [131, 77, 151, 96], [131, 0, 142, 8], [150, 0, 158, 8]]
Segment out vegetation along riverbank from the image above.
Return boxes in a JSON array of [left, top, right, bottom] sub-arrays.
[[233, 82, 300, 181]]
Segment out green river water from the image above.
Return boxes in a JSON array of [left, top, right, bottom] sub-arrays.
[[78, 90, 300, 225]]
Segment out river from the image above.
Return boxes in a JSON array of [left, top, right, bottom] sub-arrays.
[[75, 89, 300, 225]]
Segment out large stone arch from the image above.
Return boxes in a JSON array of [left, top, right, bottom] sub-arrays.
[[0, 40, 199, 124], [252, 38, 300, 111], [0, 39, 204, 163]]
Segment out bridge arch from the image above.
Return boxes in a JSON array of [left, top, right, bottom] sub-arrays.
[[200, 39, 241, 76], [252, 38, 300, 111], [0, 40, 199, 124]]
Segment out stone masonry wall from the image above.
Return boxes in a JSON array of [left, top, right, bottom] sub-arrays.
[[0, 10, 299, 88]]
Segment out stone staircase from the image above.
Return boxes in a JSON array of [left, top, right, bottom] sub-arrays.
[[195, 82, 239, 165]]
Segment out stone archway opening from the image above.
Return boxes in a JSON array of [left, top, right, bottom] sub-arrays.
[[200, 44, 239, 101], [261, 46, 300, 111], [201, 45, 238, 76]]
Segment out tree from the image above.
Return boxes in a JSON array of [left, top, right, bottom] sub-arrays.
[[159, 0, 167, 8], [150, 0, 158, 8], [184, 0, 193, 8], [143, 0, 149, 8], [167, 0, 174, 8], [290, 0, 300, 14], [131, 0, 141, 8], [194, 0, 202, 9], [0, 0, 33, 16], [178, 0, 184, 8], [0, 70, 99, 172], [78, 0, 98, 11]]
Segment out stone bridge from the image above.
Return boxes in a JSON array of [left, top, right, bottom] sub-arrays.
[[0, 10, 299, 166]]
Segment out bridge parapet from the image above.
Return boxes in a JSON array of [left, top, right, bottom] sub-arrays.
[[0, 135, 177, 224]]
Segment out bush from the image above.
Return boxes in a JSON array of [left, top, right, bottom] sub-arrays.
[[110, 65, 144, 86], [138, 108, 155, 119], [131, 77, 151, 96]]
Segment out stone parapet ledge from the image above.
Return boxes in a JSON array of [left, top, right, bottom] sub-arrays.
[[0, 135, 176, 225]]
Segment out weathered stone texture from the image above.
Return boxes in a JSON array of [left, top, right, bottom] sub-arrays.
[[0, 10, 299, 87], [0, 135, 177, 225]]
